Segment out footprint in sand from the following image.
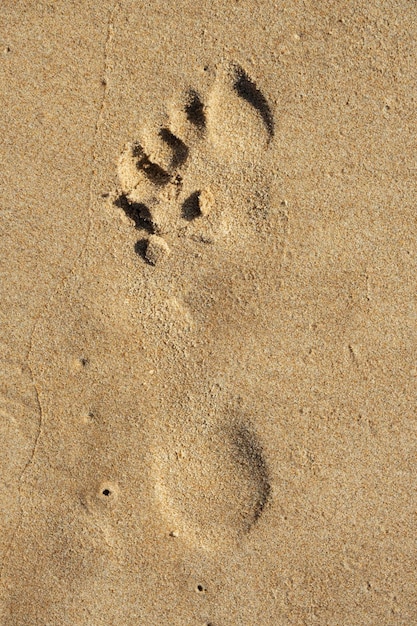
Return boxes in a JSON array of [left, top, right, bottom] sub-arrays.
[[116, 63, 277, 548], [116, 61, 278, 265]]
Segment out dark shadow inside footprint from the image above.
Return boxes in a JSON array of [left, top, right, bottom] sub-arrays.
[[115, 194, 154, 234], [231, 422, 271, 525], [185, 90, 206, 129], [159, 128, 189, 168], [233, 65, 274, 138], [182, 191, 201, 221], [132, 142, 171, 185], [134, 238, 153, 263]]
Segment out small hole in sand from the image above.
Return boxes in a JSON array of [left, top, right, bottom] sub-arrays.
[[197, 584, 206, 593], [81, 411, 95, 424], [102, 489, 111, 497]]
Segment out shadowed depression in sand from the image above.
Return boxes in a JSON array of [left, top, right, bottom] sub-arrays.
[[1, 1, 417, 624]]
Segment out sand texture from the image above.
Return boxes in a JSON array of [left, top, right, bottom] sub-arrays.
[[1, 0, 417, 624]]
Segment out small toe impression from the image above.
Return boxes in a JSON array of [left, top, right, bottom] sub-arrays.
[[185, 90, 206, 130], [182, 191, 202, 221], [114, 194, 155, 234], [145, 234, 171, 265], [182, 189, 214, 221], [117, 142, 169, 209], [159, 128, 189, 168]]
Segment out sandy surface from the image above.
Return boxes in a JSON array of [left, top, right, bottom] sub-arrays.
[[1, 1, 417, 624]]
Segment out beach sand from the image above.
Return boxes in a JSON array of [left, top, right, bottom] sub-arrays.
[[1, 1, 417, 624]]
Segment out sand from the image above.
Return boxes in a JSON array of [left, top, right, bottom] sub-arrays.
[[1, 1, 417, 624]]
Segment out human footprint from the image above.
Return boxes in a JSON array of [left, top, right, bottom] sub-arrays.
[[115, 62, 285, 550]]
